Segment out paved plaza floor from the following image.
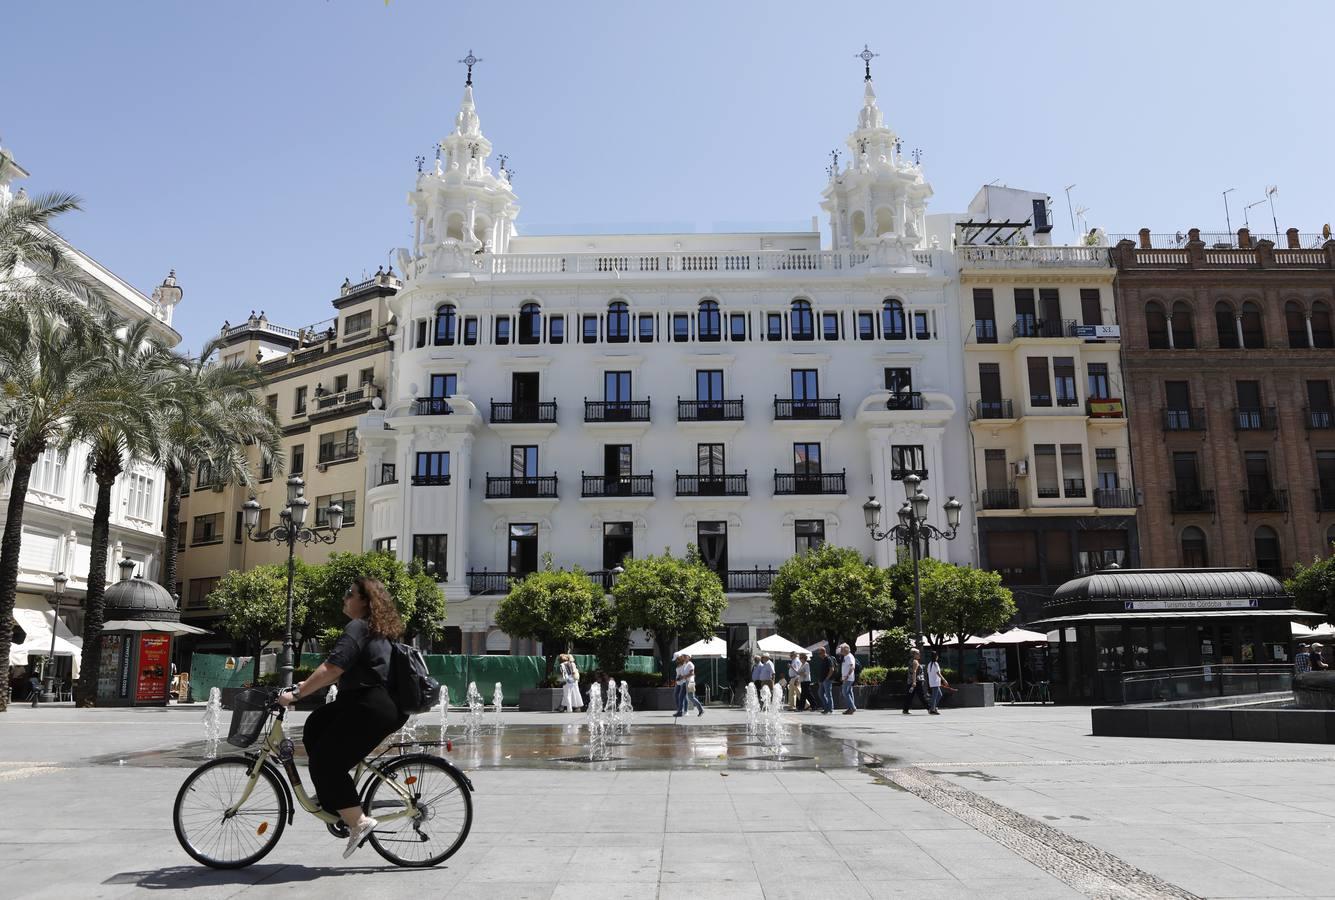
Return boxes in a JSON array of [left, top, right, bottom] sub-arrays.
[[2, 703, 1334, 898]]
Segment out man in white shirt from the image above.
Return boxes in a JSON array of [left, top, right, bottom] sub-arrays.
[[787, 652, 803, 709], [838, 642, 858, 715]]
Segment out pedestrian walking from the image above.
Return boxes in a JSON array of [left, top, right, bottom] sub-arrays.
[[902, 647, 930, 714], [838, 642, 858, 714], [1296, 643, 1312, 674], [681, 653, 705, 717], [1312, 643, 1330, 671], [558, 653, 582, 712], [925, 650, 949, 715], [813, 646, 835, 714], [751, 653, 775, 695], [797, 652, 814, 711], [787, 652, 803, 709]]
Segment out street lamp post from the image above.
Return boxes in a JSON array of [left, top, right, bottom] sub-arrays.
[[242, 475, 342, 688], [863, 474, 963, 647], [41, 572, 68, 703]]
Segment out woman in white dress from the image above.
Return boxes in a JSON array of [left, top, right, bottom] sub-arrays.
[[559, 653, 583, 712]]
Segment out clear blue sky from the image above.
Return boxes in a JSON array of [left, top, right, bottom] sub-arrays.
[[4, 1, 1330, 353]]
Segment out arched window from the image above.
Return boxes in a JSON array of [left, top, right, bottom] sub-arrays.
[[1312, 301, 1334, 348], [790, 299, 814, 341], [698, 299, 721, 342], [434, 304, 457, 346], [851, 210, 866, 237], [882, 299, 907, 340], [1145, 302, 1169, 349], [1285, 301, 1308, 348], [518, 302, 541, 345], [1240, 301, 1265, 348], [1170, 301, 1196, 348], [607, 301, 630, 343], [1214, 301, 1239, 349], [1181, 526, 1208, 568], [1254, 526, 1282, 578]]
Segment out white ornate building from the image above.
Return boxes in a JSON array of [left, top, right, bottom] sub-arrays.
[[1, 145, 182, 679], [357, 67, 975, 655]]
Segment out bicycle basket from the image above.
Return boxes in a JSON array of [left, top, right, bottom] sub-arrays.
[[226, 688, 272, 748]]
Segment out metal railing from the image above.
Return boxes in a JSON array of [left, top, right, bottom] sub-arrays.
[[491, 400, 558, 424], [1170, 489, 1215, 513], [584, 399, 651, 422], [726, 568, 779, 592], [885, 391, 924, 411], [1162, 407, 1206, 431], [1120, 664, 1293, 705], [1012, 318, 1073, 339], [414, 397, 453, 416], [675, 472, 748, 496], [581, 473, 654, 498], [485, 475, 558, 499], [1242, 489, 1288, 512], [410, 472, 451, 486], [974, 320, 998, 343], [774, 471, 846, 495], [773, 397, 841, 420], [980, 487, 1020, 510], [1305, 407, 1334, 430], [974, 399, 1014, 419], [1233, 406, 1278, 431], [1094, 488, 1136, 508], [466, 571, 513, 595], [891, 467, 930, 481], [677, 398, 744, 421], [1063, 478, 1087, 498], [958, 245, 1111, 267]]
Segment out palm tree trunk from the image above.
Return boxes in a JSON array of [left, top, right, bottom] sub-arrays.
[[160, 470, 184, 595], [0, 450, 40, 713], [75, 461, 119, 706]]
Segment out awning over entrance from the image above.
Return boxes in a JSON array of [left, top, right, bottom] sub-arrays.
[[1031, 608, 1313, 627], [10, 603, 83, 675], [102, 619, 211, 635]]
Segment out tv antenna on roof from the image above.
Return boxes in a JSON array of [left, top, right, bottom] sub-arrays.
[[1266, 185, 1280, 241], [1243, 198, 1266, 230], [1222, 188, 1236, 234], [1063, 185, 1077, 238]]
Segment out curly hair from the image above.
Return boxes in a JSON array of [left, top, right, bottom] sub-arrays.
[[353, 576, 405, 641]]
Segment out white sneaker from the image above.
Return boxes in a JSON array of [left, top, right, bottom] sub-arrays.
[[343, 816, 377, 859]]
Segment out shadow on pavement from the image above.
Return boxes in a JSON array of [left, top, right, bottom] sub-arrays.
[[104, 864, 421, 889]]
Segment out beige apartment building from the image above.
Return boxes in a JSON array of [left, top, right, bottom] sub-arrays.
[[960, 237, 1138, 621], [175, 273, 399, 648]]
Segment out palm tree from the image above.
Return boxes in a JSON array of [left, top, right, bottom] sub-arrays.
[[158, 339, 282, 601], [66, 314, 179, 706]]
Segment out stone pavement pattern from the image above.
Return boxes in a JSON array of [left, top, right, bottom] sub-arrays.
[[2, 704, 1334, 898]]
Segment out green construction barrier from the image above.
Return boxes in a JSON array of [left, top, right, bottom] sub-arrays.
[[427, 655, 469, 705], [188, 654, 259, 701], [465, 655, 546, 706]]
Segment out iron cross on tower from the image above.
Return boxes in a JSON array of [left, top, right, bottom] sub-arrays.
[[459, 49, 482, 86], [856, 44, 879, 81]]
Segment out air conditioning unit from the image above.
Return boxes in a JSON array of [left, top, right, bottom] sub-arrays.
[[316, 463, 329, 474], [1012, 459, 1029, 477]]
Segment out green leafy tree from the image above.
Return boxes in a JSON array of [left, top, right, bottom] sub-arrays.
[[770, 544, 896, 654], [1288, 555, 1335, 621], [612, 548, 727, 679], [587, 598, 630, 674], [303, 551, 444, 651], [212, 565, 301, 685], [495, 561, 600, 678], [892, 557, 1016, 670]]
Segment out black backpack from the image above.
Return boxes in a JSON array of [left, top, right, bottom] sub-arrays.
[[388, 642, 441, 714]]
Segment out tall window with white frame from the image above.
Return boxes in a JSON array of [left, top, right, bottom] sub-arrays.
[[794, 519, 825, 554], [602, 522, 633, 570], [508, 524, 538, 577]]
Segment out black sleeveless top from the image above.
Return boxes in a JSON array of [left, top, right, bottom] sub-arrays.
[[326, 618, 392, 693]]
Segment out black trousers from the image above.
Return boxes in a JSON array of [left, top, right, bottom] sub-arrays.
[[302, 684, 405, 813], [902, 680, 929, 712]]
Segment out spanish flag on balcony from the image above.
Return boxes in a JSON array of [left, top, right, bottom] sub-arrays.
[[1088, 398, 1125, 418]]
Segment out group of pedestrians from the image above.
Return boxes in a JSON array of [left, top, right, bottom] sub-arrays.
[[1295, 642, 1329, 674], [901, 647, 951, 714]]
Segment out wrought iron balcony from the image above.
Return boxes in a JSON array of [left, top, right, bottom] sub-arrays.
[[1094, 488, 1136, 509], [309, 388, 370, 421], [1162, 407, 1206, 431], [414, 397, 453, 416], [1170, 489, 1215, 513], [891, 467, 929, 481], [974, 319, 998, 343], [485, 475, 558, 499], [584, 399, 651, 422], [491, 400, 558, 424], [1233, 406, 1278, 431], [726, 568, 778, 592], [773, 396, 840, 420], [1242, 489, 1288, 512], [773, 470, 846, 495], [1305, 407, 1334, 430], [466, 571, 512, 595], [980, 487, 1020, 510], [581, 473, 654, 498], [974, 399, 1014, 419], [677, 398, 744, 421], [675, 472, 748, 497], [885, 391, 924, 411], [410, 472, 451, 486], [1013, 318, 1074, 339], [1063, 478, 1087, 498]]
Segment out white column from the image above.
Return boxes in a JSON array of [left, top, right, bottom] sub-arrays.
[[1165, 313, 1176, 349], [1234, 314, 1245, 348], [1306, 314, 1316, 348], [452, 433, 474, 588]]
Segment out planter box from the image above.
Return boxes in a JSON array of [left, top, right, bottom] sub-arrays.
[[632, 686, 678, 711], [519, 687, 566, 712], [951, 683, 994, 708]]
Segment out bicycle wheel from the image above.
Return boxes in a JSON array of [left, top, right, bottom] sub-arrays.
[[363, 755, 472, 867], [173, 757, 288, 869]]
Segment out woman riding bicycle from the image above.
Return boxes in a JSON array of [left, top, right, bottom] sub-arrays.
[[278, 576, 407, 857]]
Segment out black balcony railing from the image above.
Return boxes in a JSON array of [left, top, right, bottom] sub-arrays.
[[414, 397, 453, 416], [1233, 406, 1278, 431], [675, 472, 748, 496], [411, 472, 451, 486], [885, 391, 924, 411], [467, 571, 513, 595], [774, 396, 841, 420], [891, 467, 930, 481], [485, 475, 558, 499], [1170, 489, 1215, 513], [1036, 486, 1061, 499], [1094, 488, 1136, 508], [1162, 407, 1206, 431], [491, 400, 558, 424], [1242, 489, 1288, 512], [677, 398, 745, 421], [1056, 395, 1081, 408], [774, 470, 846, 495], [1013, 318, 1073, 339], [376, 463, 397, 487], [974, 320, 998, 343], [309, 388, 369, 421], [581, 473, 654, 498], [726, 568, 779, 592], [974, 399, 1014, 419], [1063, 478, 1087, 498], [1316, 488, 1335, 512], [584, 399, 651, 422], [980, 487, 1020, 510], [1305, 407, 1335, 430]]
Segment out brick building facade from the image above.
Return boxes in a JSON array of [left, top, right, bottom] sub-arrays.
[[1114, 228, 1335, 577]]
